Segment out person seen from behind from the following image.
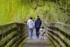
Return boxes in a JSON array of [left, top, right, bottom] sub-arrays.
[[35, 16, 42, 38], [40, 27, 46, 39], [27, 17, 35, 39]]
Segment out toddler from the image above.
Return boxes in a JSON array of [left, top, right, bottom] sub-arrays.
[[40, 27, 46, 39]]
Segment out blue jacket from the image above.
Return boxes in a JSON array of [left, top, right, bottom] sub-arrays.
[[35, 18, 42, 28]]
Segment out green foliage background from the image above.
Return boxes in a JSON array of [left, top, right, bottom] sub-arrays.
[[0, 0, 70, 25]]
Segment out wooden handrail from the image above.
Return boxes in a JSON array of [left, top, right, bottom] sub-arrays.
[[44, 21, 70, 47]]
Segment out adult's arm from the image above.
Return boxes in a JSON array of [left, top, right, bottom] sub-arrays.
[[40, 20, 42, 26]]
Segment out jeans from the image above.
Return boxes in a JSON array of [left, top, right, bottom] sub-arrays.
[[28, 28, 33, 39], [36, 28, 40, 38]]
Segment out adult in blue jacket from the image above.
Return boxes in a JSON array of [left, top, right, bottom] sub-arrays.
[[35, 16, 42, 38]]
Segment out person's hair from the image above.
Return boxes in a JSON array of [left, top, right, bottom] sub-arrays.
[[41, 27, 44, 29], [37, 16, 39, 18], [30, 17, 32, 19]]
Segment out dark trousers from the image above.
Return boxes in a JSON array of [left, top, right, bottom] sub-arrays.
[[36, 28, 40, 38]]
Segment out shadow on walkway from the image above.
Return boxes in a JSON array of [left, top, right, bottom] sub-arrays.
[[23, 29, 53, 47]]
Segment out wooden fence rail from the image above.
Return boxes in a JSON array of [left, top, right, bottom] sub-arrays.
[[0, 23, 27, 47], [44, 22, 70, 47]]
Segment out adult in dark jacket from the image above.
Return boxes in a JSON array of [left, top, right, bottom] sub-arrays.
[[35, 16, 42, 38]]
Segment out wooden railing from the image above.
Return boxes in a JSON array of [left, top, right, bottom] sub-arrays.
[[0, 23, 27, 47], [44, 22, 70, 47]]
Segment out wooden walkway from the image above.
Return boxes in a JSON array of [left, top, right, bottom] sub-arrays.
[[23, 30, 53, 47]]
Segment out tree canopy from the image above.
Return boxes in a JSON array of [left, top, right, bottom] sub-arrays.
[[0, 0, 70, 25]]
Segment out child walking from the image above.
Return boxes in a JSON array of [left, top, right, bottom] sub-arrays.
[[40, 27, 46, 39]]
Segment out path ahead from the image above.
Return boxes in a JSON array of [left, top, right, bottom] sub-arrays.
[[23, 30, 53, 47]]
